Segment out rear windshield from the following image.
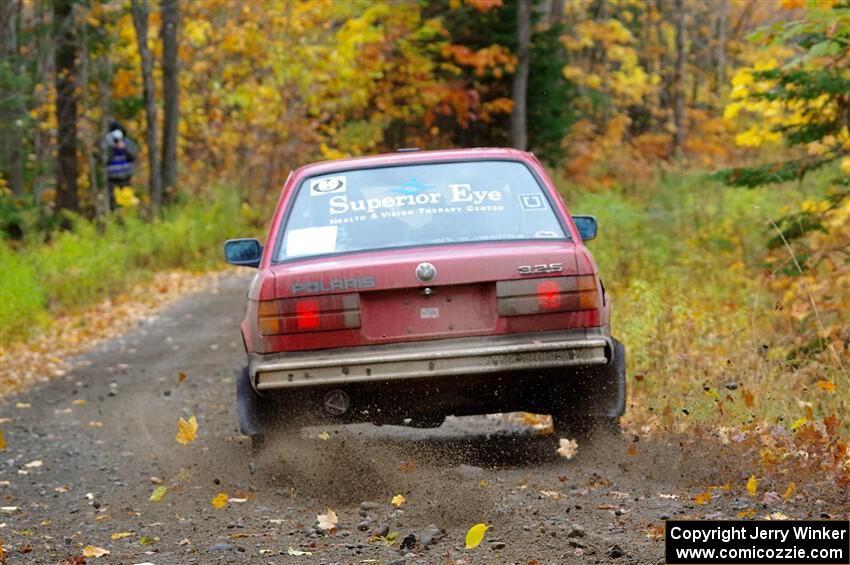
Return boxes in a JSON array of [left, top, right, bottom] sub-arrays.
[[276, 160, 567, 261]]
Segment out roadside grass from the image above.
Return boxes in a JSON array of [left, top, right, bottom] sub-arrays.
[[559, 170, 849, 444], [0, 188, 261, 345]]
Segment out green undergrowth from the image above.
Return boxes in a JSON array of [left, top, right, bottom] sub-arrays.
[[558, 169, 848, 439], [0, 188, 261, 345]]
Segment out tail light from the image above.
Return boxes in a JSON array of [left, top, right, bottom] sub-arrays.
[[496, 275, 599, 316], [258, 294, 360, 335]]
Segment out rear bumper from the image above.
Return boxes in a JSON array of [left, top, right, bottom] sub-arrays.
[[249, 328, 612, 391]]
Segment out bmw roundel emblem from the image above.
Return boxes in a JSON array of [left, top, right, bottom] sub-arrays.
[[415, 262, 437, 282]]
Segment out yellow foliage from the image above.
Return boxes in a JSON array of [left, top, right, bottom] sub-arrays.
[[113, 187, 139, 209]]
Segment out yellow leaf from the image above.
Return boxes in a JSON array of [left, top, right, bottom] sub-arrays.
[[15, 403, 31, 409], [149, 486, 167, 502], [72, 399, 87, 406], [82, 545, 110, 558], [464, 523, 489, 550], [175, 415, 198, 445], [790, 417, 807, 431], [782, 482, 796, 502], [318, 431, 330, 441], [0, 430, 6, 449], [211, 492, 228, 509], [288, 546, 313, 556], [694, 491, 712, 505], [737, 508, 757, 518], [746, 475, 757, 497], [111, 532, 132, 540], [317, 508, 338, 532], [391, 494, 406, 507], [815, 380, 836, 392]]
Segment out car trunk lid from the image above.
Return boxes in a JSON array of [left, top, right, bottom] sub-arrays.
[[269, 242, 579, 345]]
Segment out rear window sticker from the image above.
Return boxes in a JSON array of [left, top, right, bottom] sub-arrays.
[[310, 175, 347, 196], [519, 193, 545, 210], [534, 230, 559, 238], [285, 226, 338, 257]]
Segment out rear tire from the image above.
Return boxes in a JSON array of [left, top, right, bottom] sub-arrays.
[[550, 337, 626, 439]]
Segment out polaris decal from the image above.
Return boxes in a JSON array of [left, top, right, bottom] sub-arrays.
[[292, 277, 376, 294]]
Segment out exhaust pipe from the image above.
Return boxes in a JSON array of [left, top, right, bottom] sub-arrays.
[[323, 389, 350, 415]]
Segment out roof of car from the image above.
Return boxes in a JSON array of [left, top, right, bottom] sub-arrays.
[[291, 147, 537, 179]]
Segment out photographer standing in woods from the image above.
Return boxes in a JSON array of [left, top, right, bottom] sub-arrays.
[[103, 120, 138, 211]]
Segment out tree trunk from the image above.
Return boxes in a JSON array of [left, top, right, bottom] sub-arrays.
[[715, 0, 728, 96], [672, 0, 686, 158], [80, 23, 99, 218], [0, 0, 24, 195], [511, 0, 531, 151], [549, 0, 565, 25], [54, 0, 79, 214], [96, 53, 113, 220], [160, 0, 179, 197], [131, 0, 162, 216]]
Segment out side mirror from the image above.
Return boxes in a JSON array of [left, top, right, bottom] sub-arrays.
[[224, 238, 263, 268], [572, 215, 597, 241]]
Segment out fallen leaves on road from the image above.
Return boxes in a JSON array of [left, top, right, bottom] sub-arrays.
[[557, 438, 578, 459], [465, 523, 489, 549], [288, 547, 313, 556], [211, 492, 228, 509], [111, 532, 132, 540], [149, 486, 167, 502], [175, 416, 198, 444], [647, 525, 665, 540], [0, 271, 221, 399], [391, 494, 406, 507], [178, 371, 187, 384], [82, 545, 110, 558], [24, 460, 42, 468], [318, 431, 330, 441], [783, 482, 796, 501], [317, 508, 338, 533], [746, 474, 758, 497], [0, 430, 5, 449]]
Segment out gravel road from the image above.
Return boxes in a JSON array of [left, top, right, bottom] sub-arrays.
[[2, 273, 847, 564]]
